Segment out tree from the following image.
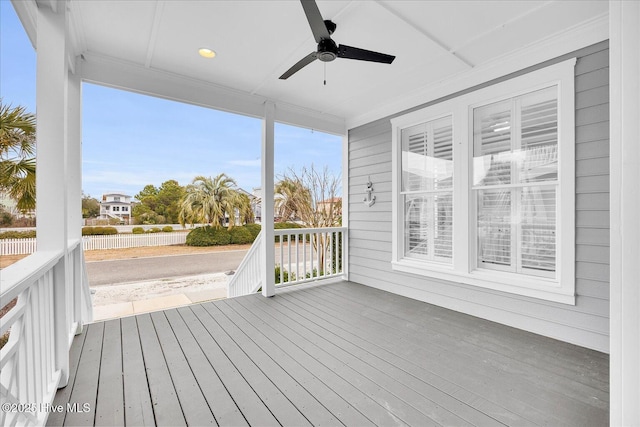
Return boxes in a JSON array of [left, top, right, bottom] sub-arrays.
[[156, 180, 184, 223], [0, 101, 36, 212], [82, 194, 100, 218], [276, 164, 341, 228], [274, 177, 311, 222], [0, 205, 13, 226], [276, 165, 342, 273], [237, 192, 256, 225], [132, 180, 184, 224], [179, 173, 245, 228]]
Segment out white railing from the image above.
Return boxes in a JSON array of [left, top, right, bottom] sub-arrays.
[[227, 227, 346, 298], [1, 232, 188, 255], [0, 241, 92, 426], [227, 231, 264, 297]]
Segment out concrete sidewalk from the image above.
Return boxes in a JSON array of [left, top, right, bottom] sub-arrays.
[[91, 273, 229, 322]]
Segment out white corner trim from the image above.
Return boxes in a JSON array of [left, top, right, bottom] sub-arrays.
[[609, 0, 640, 424]]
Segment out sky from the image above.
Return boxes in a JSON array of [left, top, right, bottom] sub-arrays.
[[0, 1, 342, 200]]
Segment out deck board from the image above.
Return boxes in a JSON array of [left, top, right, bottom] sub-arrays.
[[48, 321, 88, 427], [51, 281, 609, 426], [63, 322, 103, 426], [308, 284, 606, 426], [136, 313, 186, 426], [186, 304, 281, 427], [149, 310, 216, 426], [165, 308, 247, 427], [120, 315, 155, 426], [94, 320, 124, 426], [269, 290, 505, 427], [197, 302, 312, 427], [221, 298, 374, 427], [320, 284, 610, 413], [211, 300, 339, 426]]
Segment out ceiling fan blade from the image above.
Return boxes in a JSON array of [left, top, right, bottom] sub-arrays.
[[300, 0, 331, 43], [279, 52, 318, 79], [338, 44, 395, 64]]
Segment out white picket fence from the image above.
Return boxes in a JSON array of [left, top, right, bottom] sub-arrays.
[[0, 232, 188, 255]]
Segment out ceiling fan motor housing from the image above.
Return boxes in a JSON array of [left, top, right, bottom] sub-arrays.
[[317, 38, 338, 62]]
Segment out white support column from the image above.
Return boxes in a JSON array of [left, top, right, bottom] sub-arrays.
[[341, 133, 349, 281], [609, 1, 640, 425], [67, 60, 83, 333], [67, 62, 82, 242], [35, 0, 70, 386], [261, 101, 276, 297]]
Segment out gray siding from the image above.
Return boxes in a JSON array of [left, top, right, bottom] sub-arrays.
[[347, 41, 610, 352]]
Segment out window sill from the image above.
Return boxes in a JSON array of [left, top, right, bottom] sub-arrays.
[[391, 259, 575, 305]]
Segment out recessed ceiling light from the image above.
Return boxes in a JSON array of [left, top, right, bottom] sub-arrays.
[[198, 48, 216, 59]]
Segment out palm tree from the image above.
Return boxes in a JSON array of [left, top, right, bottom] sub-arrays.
[[274, 177, 311, 222], [179, 173, 244, 228], [0, 101, 36, 212], [237, 192, 255, 224]]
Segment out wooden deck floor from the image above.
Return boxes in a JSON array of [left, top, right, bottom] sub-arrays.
[[48, 281, 609, 426]]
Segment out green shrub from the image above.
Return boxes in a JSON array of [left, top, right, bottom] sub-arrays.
[[162, 226, 174, 233], [305, 268, 319, 279], [82, 226, 118, 235], [0, 230, 36, 239], [147, 227, 162, 233], [132, 227, 145, 234], [243, 223, 261, 240], [100, 226, 118, 235], [275, 264, 295, 284], [185, 226, 231, 246], [229, 226, 254, 244], [274, 222, 304, 242]]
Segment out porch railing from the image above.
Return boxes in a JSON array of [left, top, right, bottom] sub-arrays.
[[227, 231, 264, 297], [0, 241, 92, 426], [227, 227, 346, 298]]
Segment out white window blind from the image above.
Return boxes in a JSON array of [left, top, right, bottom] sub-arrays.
[[473, 86, 558, 277], [401, 117, 453, 262]]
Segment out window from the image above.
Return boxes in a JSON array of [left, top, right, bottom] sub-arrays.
[[391, 59, 575, 304], [113, 196, 121, 202], [473, 87, 558, 277], [401, 117, 453, 263]]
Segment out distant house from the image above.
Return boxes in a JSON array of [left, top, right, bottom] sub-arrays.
[[0, 191, 35, 219], [99, 192, 132, 224], [317, 197, 342, 216]]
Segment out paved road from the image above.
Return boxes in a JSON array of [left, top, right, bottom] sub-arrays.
[[86, 250, 248, 286]]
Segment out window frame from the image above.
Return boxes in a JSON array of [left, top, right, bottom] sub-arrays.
[[400, 115, 454, 264], [391, 59, 576, 304]]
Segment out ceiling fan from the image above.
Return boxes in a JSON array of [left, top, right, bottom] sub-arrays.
[[279, 0, 396, 80]]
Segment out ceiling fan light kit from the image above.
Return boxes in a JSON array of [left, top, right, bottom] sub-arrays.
[[279, 0, 396, 80]]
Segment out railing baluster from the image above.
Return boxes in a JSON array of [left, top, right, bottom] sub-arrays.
[[287, 233, 292, 283], [295, 233, 299, 282], [227, 227, 346, 296]]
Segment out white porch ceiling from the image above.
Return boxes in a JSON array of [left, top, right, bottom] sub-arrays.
[[28, 0, 610, 132]]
